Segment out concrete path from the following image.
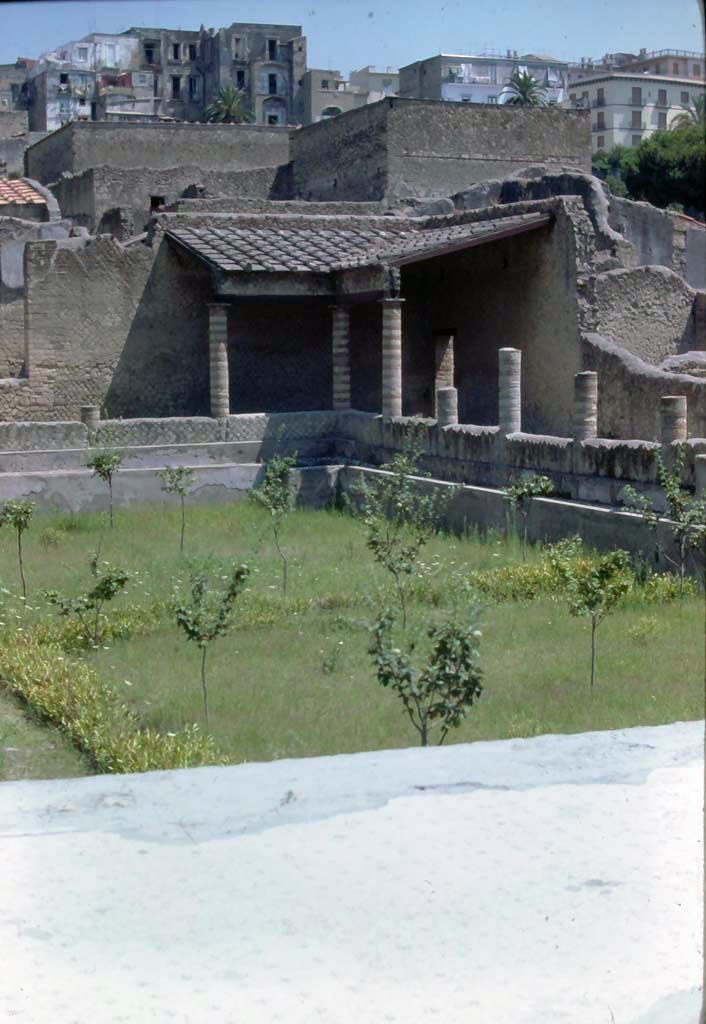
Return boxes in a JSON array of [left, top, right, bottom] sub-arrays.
[[0, 721, 702, 1024]]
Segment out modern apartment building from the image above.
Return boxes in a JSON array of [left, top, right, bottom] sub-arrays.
[[25, 22, 308, 130], [569, 48, 704, 84], [565, 71, 705, 151], [301, 65, 398, 124], [399, 51, 569, 105]]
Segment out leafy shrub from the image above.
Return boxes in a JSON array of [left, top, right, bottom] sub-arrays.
[[369, 608, 483, 746], [33, 601, 164, 653], [43, 555, 131, 647], [0, 635, 223, 773], [38, 526, 66, 549]]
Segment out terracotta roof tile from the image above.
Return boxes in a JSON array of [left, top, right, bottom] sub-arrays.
[[0, 179, 47, 206], [167, 214, 551, 274]]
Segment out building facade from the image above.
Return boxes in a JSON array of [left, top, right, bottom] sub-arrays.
[[399, 52, 569, 105], [25, 22, 308, 130], [569, 48, 704, 84], [198, 22, 307, 125], [564, 72, 706, 151]]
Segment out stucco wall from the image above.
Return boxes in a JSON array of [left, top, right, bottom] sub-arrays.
[[25, 121, 291, 184], [608, 197, 674, 268], [579, 266, 700, 366]]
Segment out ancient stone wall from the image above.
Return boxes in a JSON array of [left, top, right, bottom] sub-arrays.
[[400, 203, 582, 435], [579, 266, 700, 366], [289, 99, 591, 202], [385, 101, 592, 200], [581, 332, 706, 439], [51, 165, 292, 235], [25, 121, 291, 185], [0, 110, 28, 139], [0, 231, 212, 421]]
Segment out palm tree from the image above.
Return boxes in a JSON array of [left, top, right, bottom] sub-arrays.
[[670, 94, 706, 131], [504, 69, 547, 107], [205, 85, 254, 124]]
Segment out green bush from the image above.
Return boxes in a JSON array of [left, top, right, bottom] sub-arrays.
[[0, 635, 223, 773]]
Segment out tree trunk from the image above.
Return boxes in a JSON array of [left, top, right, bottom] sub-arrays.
[[200, 647, 210, 728], [590, 617, 597, 692], [17, 529, 26, 600]]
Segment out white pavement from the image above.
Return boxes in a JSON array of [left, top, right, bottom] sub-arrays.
[[1, 721, 703, 1024]]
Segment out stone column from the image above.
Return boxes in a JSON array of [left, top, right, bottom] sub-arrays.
[[433, 329, 455, 417], [331, 305, 351, 410], [436, 386, 458, 428], [572, 371, 598, 441], [208, 303, 230, 420], [380, 298, 404, 419], [695, 454, 706, 498], [498, 347, 522, 435], [80, 405, 100, 433], [659, 395, 687, 446]]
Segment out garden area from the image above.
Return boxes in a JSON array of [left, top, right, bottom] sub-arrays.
[[0, 447, 703, 781]]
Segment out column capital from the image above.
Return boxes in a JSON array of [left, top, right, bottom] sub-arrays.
[[379, 296, 405, 307], [207, 301, 230, 313]]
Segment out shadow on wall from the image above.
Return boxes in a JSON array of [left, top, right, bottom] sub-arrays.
[[104, 241, 212, 417], [400, 221, 580, 436]]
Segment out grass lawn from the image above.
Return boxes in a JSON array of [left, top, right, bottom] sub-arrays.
[[0, 501, 702, 775]]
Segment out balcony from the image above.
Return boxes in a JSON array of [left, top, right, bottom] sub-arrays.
[[592, 122, 607, 131], [591, 99, 605, 107], [629, 97, 645, 106]]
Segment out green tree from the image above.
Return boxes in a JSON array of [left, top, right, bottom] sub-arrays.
[[506, 475, 554, 560], [205, 85, 254, 124], [44, 554, 131, 647], [369, 609, 483, 746], [87, 450, 124, 528], [504, 69, 547, 106], [159, 466, 196, 554], [173, 564, 250, 727], [552, 546, 632, 690], [0, 499, 35, 599], [624, 446, 706, 599], [251, 453, 297, 594], [670, 94, 706, 131], [359, 431, 451, 628], [621, 125, 705, 215]]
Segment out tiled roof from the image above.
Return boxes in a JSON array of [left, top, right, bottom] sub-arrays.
[[167, 213, 551, 274], [0, 179, 47, 206]]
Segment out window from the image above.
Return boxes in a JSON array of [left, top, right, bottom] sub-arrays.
[[189, 77, 198, 100], [144, 46, 155, 64], [672, 62, 679, 74], [461, 96, 471, 103], [681, 91, 690, 105], [236, 69, 245, 88], [268, 73, 277, 95], [596, 111, 605, 129], [631, 109, 641, 129], [172, 44, 180, 61], [658, 111, 667, 130], [267, 113, 279, 125], [596, 87, 604, 106], [153, 76, 159, 97], [654, 64, 662, 74], [658, 88, 667, 105], [137, 73, 147, 85], [60, 73, 69, 84], [631, 86, 642, 105], [321, 78, 329, 89], [150, 196, 165, 212], [188, 44, 197, 61], [569, 92, 576, 102], [233, 37, 241, 59], [487, 95, 497, 103], [171, 75, 180, 99], [105, 44, 116, 66], [597, 135, 605, 149], [581, 90, 588, 103], [79, 97, 86, 106], [267, 39, 277, 60], [77, 47, 88, 62], [694, 64, 701, 77]]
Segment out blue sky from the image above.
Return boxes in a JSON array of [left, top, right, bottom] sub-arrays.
[[1, 0, 704, 70]]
